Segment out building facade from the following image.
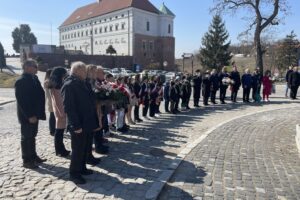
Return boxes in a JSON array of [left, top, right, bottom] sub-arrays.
[[59, 0, 175, 68]]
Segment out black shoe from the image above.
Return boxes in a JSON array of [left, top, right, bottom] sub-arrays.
[[95, 145, 109, 154], [117, 127, 128, 133], [70, 174, 86, 184], [56, 150, 71, 158], [194, 105, 200, 107], [50, 132, 54, 136], [86, 157, 101, 165], [221, 101, 226, 104], [23, 162, 39, 169], [35, 156, 47, 164], [81, 169, 94, 176]]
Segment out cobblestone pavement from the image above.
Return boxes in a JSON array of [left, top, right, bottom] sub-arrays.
[[0, 84, 300, 199], [159, 108, 300, 200]]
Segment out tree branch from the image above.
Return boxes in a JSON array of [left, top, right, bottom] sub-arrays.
[[260, 0, 279, 30]]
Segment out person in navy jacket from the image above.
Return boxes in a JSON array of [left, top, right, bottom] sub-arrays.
[[242, 68, 253, 102]]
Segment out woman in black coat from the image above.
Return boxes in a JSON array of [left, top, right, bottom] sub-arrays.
[[230, 63, 241, 102]]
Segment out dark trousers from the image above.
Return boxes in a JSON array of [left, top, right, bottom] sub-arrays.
[[49, 112, 55, 135], [54, 129, 67, 154], [94, 107, 107, 151], [203, 94, 209, 105], [181, 96, 188, 108], [134, 105, 140, 120], [219, 86, 227, 103], [243, 87, 251, 102], [21, 122, 39, 163], [231, 89, 238, 102], [210, 90, 217, 103], [252, 87, 258, 101], [142, 100, 149, 117], [290, 86, 299, 99], [149, 100, 156, 117], [194, 98, 200, 106], [164, 100, 170, 112], [70, 131, 88, 175], [175, 98, 180, 111]]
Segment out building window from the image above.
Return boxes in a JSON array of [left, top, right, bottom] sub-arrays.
[[149, 41, 153, 50], [147, 21, 150, 31], [142, 41, 146, 50], [121, 23, 125, 30], [122, 14, 124, 17], [104, 27, 107, 32], [95, 41, 98, 45], [115, 24, 119, 31], [144, 53, 147, 57], [95, 28, 98, 34], [62, 35, 64, 40], [115, 16, 118, 19], [78, 32, 80, 37], [86, 30, 88, 36], [110, 25, 113, 32], [168, 24, 171, 34], [81, 31, 84, 37], [99, 27, 102, 33], [90, 30, 93, 35]]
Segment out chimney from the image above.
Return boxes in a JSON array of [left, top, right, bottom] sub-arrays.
[[97, 0, 102, 3]]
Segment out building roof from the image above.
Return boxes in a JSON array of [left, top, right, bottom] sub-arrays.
[[159, 3, 175, 17], [60, 0, 159, 27]]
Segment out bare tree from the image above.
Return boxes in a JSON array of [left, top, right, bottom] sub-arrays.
[[212, 0, 289, 74]]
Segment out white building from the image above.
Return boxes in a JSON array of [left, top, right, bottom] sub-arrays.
[[59, 0, 175, 68]]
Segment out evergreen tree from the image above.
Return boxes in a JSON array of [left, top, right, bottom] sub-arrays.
[[200, 15, 232, 70], [275, 31, 299, 72], [12, 24, 37, 53], [0, 42, 6, 72], [106, 45, 117, 55]]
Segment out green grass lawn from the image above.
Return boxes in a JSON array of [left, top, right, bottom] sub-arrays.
[[0, 72, 20, 88]]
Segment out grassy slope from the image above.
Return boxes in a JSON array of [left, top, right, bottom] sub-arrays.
[[0, 72, 20, 88]]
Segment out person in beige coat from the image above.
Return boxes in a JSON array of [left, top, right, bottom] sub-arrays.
[[48, 67, 70, 157], [44, 69, 55, 136]]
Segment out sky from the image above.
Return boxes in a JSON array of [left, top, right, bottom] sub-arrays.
[[0, 0, 299, 58]]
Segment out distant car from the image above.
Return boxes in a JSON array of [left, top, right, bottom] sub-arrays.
[[111, 69, 120, 77], [165, 72, 176, 82], [124, 70, 135, 77]]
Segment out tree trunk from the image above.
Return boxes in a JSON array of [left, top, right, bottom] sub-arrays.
[[254, 25, 264, 75]]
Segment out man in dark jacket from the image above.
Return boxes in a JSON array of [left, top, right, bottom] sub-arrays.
[[210, 69, 219, 104], [15, 59, 47, 169], [242, 69, 253, 102], [202, 70, 211, 106], [164, 81, 170, 112], [192, 70, 202, 107], [288, 66, 300, 100], [62, 62, 99, 185], [133, 74, 143, 122], [285, 66, 293, 97], [140, 76, 150, 119], [219, 66, 229, 104], [230, 63, 241, 102]]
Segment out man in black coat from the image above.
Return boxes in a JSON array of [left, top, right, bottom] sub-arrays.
[[210, 69, 219, 104], [133, 74, 143, 122], [15, 59, 47, 169], [230, 63, 241, 102], [192, 70, 202, 107], [285, 66, 293, 97], [219, 66, 229, 104], [202, 70, 211, 106], [62, 62, 99, 185], [288, 66, 300, 100]]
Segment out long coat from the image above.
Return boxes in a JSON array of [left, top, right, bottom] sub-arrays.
[[230, 71, 241, 91], [202, 74, 211, 98], [50, 89, 66, 129], [288, 71, 300, 87], [61, 75, 98, 132], [15, 73, 46, 124], [192, 75, 202, 99]]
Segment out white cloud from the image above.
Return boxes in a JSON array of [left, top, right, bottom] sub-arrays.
[[0, 16, 59, 54]]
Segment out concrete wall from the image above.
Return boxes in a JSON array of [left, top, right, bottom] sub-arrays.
[[30, 53, 133, 70]]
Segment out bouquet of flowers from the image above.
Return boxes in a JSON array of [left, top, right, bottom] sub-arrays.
[[95, 81, 114, 101], [222, 77, 232, 86]]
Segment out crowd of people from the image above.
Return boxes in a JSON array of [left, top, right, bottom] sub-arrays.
[[15, 59, 300, 185]]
